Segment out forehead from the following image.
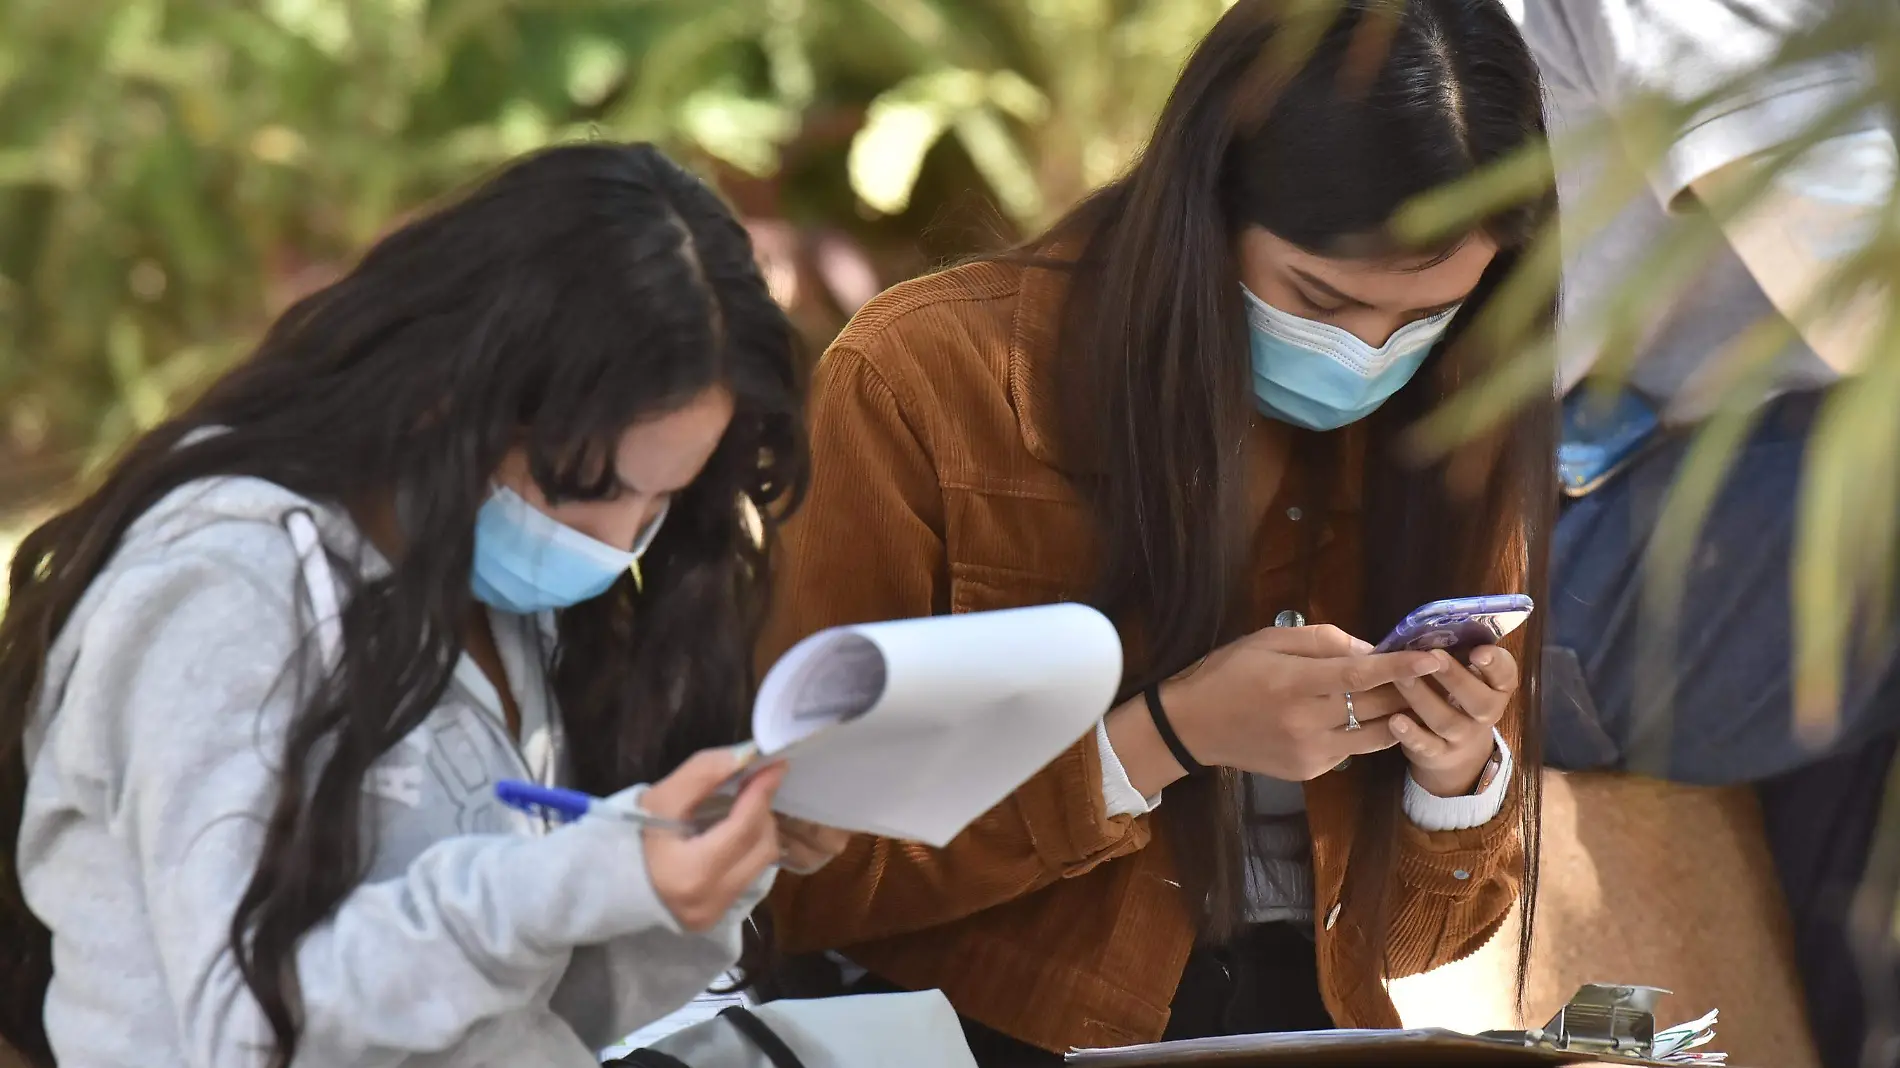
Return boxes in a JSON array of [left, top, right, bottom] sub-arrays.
[[1261, 229, 1498, 308], [607, 386, 734, 490]]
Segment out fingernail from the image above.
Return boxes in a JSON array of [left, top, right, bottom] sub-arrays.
[[1391, 718, 1410, 734], [1413, 655, 1438, 674], [1471, 649, 1494, 667], [1396, 676, 1416, 690], [1434, 651, 1454, 671], [1350, 639, 1374, 655]]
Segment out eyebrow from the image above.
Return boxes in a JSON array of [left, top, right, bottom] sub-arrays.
[[1288, 265, 1463, 319]]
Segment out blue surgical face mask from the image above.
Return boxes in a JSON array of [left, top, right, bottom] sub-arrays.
[[1243, 284, 1458, 431], [470, 486, 668, 614]]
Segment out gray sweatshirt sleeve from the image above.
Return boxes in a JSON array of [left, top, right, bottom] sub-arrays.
[[549, 877, 775, 1050], [38, 530, 747, 1066]]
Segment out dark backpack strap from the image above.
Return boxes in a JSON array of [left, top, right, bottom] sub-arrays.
[[719, 1005, 809, 1068], [603, 1051, 694, 1068]]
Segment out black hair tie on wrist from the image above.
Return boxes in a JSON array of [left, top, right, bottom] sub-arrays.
[[1144, 686, 1205, 776]]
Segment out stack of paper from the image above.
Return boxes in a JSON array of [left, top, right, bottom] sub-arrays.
[[1651, 1010, 1725, 1064], [601, 982, 747, 1061], [1063, 1008, 1730, 1066]]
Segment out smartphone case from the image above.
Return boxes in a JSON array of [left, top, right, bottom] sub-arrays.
[[1375, 595, 1535, 654], [1557, 389, 1660, 498]]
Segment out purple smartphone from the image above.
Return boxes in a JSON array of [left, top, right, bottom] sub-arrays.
[[1374, 594, 1535, 655]]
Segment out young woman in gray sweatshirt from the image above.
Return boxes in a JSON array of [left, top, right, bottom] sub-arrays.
[[0, 142, 845, 1068]]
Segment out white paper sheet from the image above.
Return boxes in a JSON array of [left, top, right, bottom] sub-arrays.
[[752, 603, 1122, 846], [599, 982, 747, 1061]]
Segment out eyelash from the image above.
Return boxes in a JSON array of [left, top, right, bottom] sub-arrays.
[[1302, 294, 1451, 323]]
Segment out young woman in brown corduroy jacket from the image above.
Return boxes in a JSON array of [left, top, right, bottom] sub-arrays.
[[758, 2, 1560, 1063]]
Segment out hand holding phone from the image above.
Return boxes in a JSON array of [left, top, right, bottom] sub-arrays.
[[1141, 625, 1439, 783], [1374, 594, 1531, 796]]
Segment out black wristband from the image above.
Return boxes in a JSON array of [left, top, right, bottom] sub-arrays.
[[1144, 686, 1205, 776]]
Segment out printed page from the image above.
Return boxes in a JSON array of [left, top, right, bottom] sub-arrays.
[[752, 603, 1122, 847], [750, 631, 888, 752]]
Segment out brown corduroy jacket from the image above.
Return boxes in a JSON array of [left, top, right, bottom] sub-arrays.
[[759, 259, 1524, 1054]]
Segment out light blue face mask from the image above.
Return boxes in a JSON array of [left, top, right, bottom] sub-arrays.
[[470, 486, 668, 614], [1243, 284, 1458, 431]]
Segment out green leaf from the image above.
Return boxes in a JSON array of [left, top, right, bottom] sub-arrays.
[[1624, 318, 1794, 774], [849, 92, 950, 215], [678, 88, 798, 177], [1793, 309, 1900, 738], [763, 0, 816, 108], [565, 36, 626, 108], [953, 106, 1042, 223], [850, 66, 1050, 218], [105, 312, 168, 431], [850, 69, 989, 215], [260, 0, 354, 59], [1391, 137, 1557, 246], [1405, 228, 1565, 456], [986, 70, 1049, 125]]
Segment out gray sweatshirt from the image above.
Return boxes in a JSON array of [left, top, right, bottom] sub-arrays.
[[17, 476, 769, 1067]]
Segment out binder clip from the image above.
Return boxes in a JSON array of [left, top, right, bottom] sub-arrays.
[[1484, 983, 1670, 1060]]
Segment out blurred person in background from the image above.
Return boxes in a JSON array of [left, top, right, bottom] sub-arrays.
[[0, 142, 847, 1068], [751, 1, 1559, 1064], [1524, 1, 1900, 1064]]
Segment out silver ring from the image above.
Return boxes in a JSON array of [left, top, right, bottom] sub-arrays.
[[1343, 691, 1361, 731]]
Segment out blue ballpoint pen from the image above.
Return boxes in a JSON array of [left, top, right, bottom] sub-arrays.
[[495, 779, 697, 835]]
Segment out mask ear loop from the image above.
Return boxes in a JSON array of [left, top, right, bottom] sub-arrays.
[[627, 500, 671, 595]]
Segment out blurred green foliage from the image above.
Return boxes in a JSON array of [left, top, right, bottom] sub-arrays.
[[1393, 2, 1900, 742], [0, 0, 1231, 494]]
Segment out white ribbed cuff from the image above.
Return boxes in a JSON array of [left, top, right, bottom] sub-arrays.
[[1096, 718, 1161, 818], [1403, 729, 1514, 831]]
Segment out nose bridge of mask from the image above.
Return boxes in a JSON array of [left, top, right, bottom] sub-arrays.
[[1242, 285, 1454, 432], [1241, 286, 1455, 377], [470, 486, 648, 614], [493, 486, 644, 570]]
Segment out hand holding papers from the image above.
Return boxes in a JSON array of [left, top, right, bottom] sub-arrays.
[[698, 603, 1124, 847]]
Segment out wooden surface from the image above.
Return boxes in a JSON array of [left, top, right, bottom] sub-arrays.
[[1390, 771, 1820, 1068]]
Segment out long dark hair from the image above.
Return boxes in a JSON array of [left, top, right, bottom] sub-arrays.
[[1028, 0, 1555, 992], [0, 142, 807, 1066]]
